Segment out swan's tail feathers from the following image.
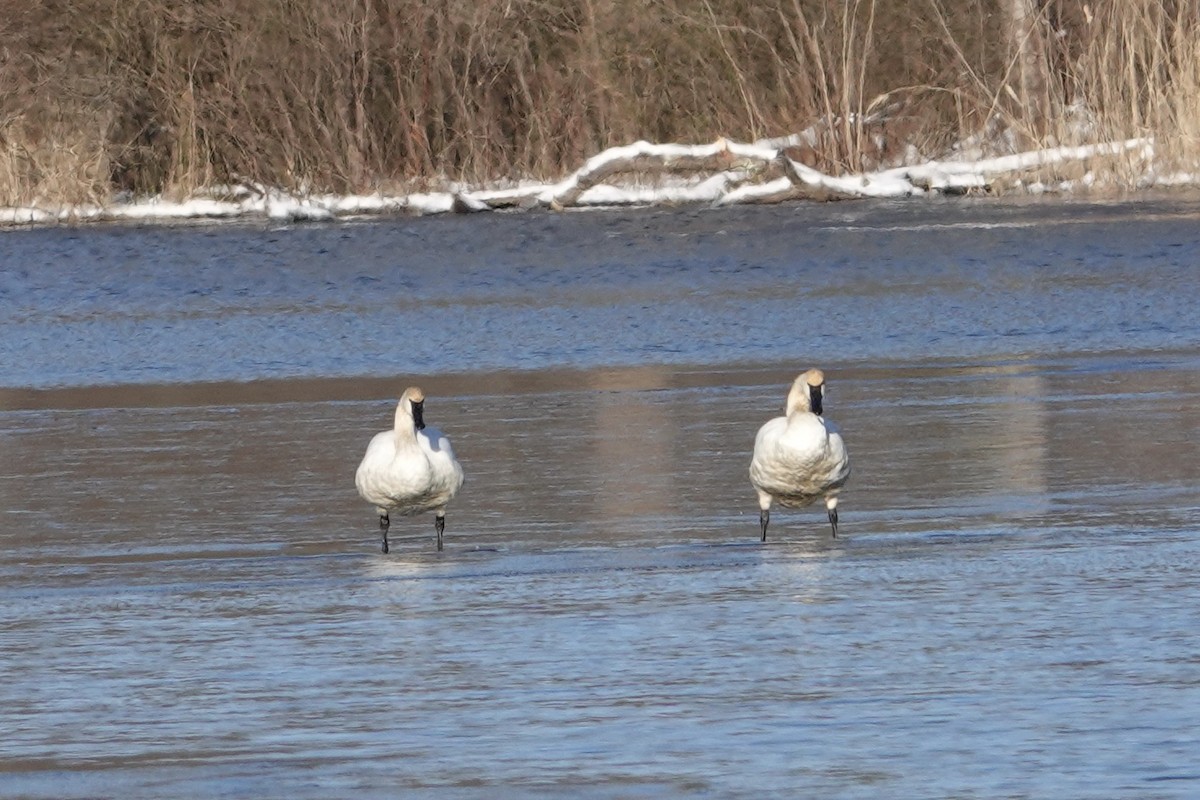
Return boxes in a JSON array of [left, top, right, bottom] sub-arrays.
[[435, 513, 446, 552], [759, 508, 770, 542]]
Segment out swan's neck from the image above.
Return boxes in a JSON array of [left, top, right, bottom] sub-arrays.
[[393, 406, 419, 445], [785, 385, 811, 416], [786, 382, 823, 417]]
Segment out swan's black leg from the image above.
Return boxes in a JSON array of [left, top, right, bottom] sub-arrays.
[[828, 507, 839, 538], [435, 515, 445, 551], [380, 513, 390, 554], [760, 508, 770, 542]]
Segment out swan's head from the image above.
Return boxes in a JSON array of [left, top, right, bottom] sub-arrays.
[[786, 369, 826, 416], [400, 386, 426, 431]]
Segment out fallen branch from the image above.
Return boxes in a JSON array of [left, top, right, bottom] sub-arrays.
[[0, 135, 1163, 225]]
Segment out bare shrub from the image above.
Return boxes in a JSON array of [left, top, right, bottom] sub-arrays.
[[0, 2, 121, 205], [1, 0, 1198, 203]]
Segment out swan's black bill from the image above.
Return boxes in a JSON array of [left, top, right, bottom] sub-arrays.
[[412, 401, 426, 430]]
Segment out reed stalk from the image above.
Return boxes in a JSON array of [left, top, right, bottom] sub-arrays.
[[1, 0, 1197, 204]]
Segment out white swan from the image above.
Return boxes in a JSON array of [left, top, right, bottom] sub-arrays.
[[355, 387, 464, 552], [749, 369, 851, 541]]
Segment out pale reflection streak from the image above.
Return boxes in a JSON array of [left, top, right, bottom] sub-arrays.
[[587, 367, 677, 523], [988, 367, 1051, 517]]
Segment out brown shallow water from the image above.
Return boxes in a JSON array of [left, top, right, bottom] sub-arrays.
[[3, 198, 1200, 797], [3, 356, 1200, 798]]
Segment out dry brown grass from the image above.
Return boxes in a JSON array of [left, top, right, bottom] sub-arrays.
[[1, 0, 1198, 205]]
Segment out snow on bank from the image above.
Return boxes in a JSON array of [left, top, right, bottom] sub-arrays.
[[0, 136, 1166, 227]]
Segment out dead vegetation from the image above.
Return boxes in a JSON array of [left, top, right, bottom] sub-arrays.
[[2, 0, 1199, 206]]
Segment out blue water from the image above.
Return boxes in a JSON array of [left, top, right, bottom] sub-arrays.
[[3, 198, 1200, 388], [2, 198, 1200, 798]]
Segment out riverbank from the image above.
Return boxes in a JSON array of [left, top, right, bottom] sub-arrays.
[[6, 2, 1200, 220], [1, 135, 1189, 227]]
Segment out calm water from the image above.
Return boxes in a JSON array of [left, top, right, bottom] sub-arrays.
[[3, 198, 1200, 798]]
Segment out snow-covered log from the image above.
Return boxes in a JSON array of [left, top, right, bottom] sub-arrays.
[[534, 139, 772, 208], [0, 134, 1165, 226], [895, 138, 1151, 193]]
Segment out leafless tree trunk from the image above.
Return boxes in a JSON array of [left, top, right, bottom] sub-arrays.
[[1004, 0, 1050, 142]]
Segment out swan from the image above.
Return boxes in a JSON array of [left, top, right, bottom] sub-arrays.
[[749, 369, 851, 541], [355, 387, 464, 552]]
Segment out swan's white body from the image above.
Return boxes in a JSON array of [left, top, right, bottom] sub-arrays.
[[749, 370, 850, 540], [355, 387, 464, 551]]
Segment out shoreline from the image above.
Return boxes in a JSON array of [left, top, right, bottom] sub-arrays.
[[2, 137, 1186, 229]]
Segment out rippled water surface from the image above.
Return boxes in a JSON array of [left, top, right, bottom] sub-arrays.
[[3, 198, 1200, 798], [4, 197, 1200, 387]]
